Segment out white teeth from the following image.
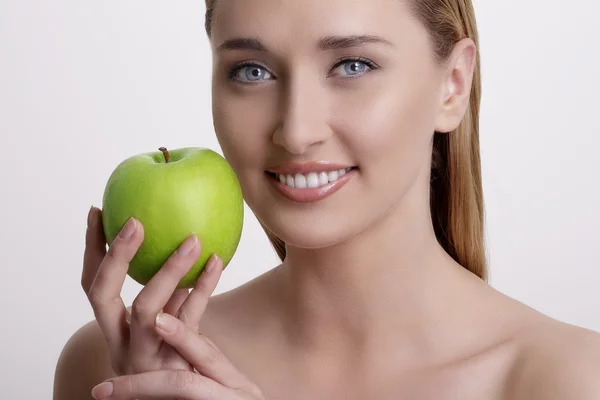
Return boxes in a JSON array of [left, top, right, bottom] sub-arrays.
[[275, 168, 354, 189], [318, 172, 329, 186], [306, 172, 319, 188], [294, 173, 307, 189], [286, 174, 295, 188]]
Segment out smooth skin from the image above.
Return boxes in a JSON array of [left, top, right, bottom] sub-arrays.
[[54, 0, 600, 399]]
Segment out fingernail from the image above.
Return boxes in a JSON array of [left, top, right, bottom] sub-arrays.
[[119, 218, 136, 239], [91, 381, 113, 399], [205, 254, 220, 273], [155, 312, 177, 333], [177, 235, 198, 256], [87, 206, 96, 228]]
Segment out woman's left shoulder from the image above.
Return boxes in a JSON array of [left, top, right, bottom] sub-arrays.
[[506, 318, 600, 400]]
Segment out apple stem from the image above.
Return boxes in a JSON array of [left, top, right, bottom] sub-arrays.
[[159, 147, 170, 163]]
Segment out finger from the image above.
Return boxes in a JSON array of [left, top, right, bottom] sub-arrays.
[[81, 206, 107, 294], [129, 235, 201, 366], [154, 312, 254, 391], [176, 254, 222, 332], [92, 370, 230, 400], [163, 288, 190, 316], [87, 217, 144, 353]]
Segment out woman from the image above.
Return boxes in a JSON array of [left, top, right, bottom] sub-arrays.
[[54, 0, 600, 399]]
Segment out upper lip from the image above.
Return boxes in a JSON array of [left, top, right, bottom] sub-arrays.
[[265, 161, 356, 175]]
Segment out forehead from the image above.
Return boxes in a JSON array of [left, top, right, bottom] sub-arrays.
[[210, 0, 425, 51]]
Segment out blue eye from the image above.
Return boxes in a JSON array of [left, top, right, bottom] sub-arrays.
[[330, 58, 376, 78], [230, 64, 273, 83], [228, 57, 378, 84]]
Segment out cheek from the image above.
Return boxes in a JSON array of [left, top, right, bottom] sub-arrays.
[[213, 89, 267, 163], [331, 74, 438, 182], [211, 88, 276, 190]]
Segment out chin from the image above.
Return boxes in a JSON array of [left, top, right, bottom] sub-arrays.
[[258, 210, 367, 250]]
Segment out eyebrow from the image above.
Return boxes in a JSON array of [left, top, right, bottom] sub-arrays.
[[215, 35, 393, 53]]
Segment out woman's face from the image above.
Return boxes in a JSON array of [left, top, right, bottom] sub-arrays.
[[209, 0, 453, 249]]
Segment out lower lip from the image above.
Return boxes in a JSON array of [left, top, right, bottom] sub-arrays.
[[266, 168, 358, 203]]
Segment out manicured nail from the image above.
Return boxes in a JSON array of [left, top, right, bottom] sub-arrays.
[[91, 381, 113, 399], [178, 235, 198, 256], [155, 312, 177, 333], [119, 218, 136, 239], [205, 254, 220, 273], [87, 206, 96, 228]]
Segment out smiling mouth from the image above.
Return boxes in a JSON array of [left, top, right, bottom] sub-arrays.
[[265, 167, 357, 189]]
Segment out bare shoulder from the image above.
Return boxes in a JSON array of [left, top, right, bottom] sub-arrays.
[[201, 268, 281, 337], [506, 318, 600, 400], [53, 319, 116, 400]]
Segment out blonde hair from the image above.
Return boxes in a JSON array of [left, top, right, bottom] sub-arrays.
[[204, 0, 487, 281]]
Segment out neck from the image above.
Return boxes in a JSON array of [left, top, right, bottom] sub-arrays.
[[270, 189, 487, 366]]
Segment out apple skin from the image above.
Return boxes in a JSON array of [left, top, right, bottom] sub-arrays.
[[101, 147, 244, 288]]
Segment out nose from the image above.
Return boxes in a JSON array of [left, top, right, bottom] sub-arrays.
[[271, 77, 331, 155]]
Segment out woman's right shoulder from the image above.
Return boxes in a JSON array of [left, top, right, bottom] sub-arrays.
[[53, 319, 115, 400]]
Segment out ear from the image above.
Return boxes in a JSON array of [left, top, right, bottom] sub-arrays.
[[433, 38, 477, 134]]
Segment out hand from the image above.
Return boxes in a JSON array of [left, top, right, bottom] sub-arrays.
[[82, 206, 211, 375], [89, 313, 266, 400], [81, 206, 256, 394]]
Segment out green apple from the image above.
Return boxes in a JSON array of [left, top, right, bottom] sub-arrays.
[[101, 147, 244, 288]]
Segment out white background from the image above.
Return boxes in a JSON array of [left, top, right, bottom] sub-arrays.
[[1, 0, 598, 398]]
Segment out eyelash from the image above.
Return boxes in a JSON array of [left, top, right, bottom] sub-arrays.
[[227, 56, 379, 84]]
